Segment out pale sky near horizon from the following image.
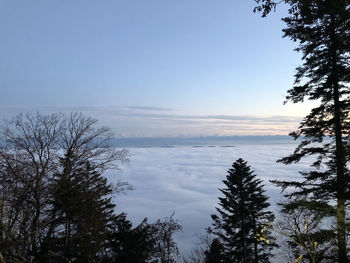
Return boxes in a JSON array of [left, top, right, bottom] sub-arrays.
[[0, 0, 315, 137]]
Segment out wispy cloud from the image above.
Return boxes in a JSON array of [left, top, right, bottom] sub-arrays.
[[0, 105, 301, 137], [124, 106, 175, 112]]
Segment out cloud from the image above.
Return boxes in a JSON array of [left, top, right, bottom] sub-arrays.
[[0, 105, 301, 137], [124, 106, 175, 112], [108, 143, 311, 258]]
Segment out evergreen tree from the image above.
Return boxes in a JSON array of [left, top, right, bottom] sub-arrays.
[[204, 238, 225, 263], [36, 113, 128, 262], [103, 213, 182, 263], [103, 213, 156, 263], [49, 159, 117, 262], [254, 1, 350, 261], [211, 158, 276, 263]]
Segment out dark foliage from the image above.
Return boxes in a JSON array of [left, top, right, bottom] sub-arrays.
[[211, 158, 276, 263], [103, 213, 182, 263], [0, 113, 184, 263], [255, 1, 350, 261], [102, 213, 156, 263], [0, 112, 182, 262], [45, 160, 118, 262], [204, 238, 225, 263]]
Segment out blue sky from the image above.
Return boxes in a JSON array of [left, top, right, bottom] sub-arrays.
[[0, 0, 314, 136]]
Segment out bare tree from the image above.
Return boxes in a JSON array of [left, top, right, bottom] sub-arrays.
[[182, 231, 214, 263], [45, 113, 129, 261], [0, 112, 128, 261], [276, 201, 336, 263], [151, 213, 183, 263], [0, 113, 62, 259], [57, 112, 128, 174]]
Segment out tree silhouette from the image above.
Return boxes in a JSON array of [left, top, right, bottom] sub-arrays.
[[204, 238, 225, 263], [102, 213, 156, 263], [44, 113, 128, 262], [255, 1, 350, 261], [103, 213, 182, 263], [0, 113, 128, 262], [211, 158, 276, 263]]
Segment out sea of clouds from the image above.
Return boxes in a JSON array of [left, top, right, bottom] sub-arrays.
[[106, 141, 313, 259]]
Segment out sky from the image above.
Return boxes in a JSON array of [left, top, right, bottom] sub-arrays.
[[0, 0, 316, 136]]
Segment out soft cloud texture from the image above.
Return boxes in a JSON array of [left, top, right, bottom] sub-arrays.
[[107, 142, 312, 259], [0, 106, 301, 137]]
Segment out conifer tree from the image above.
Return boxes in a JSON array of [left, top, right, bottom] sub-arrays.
[[49, 159, 117, 262], [103, 213, 156, 263], [254, 1, 350, 261], [103, 213, 182, 263], [204, 238, 225, 263], [32, 113, 128, 262], [43, 113, 128, 261], [211, 158, 276, 263]]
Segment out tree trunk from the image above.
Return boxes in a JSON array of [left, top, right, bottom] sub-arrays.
[[253, 217, 258, 263], [242, 216, 247, 263], [330, 14, 347, 261], [334, 83, 347, 262]]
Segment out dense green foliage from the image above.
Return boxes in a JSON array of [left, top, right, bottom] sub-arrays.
[[210, 159, 276, 263]]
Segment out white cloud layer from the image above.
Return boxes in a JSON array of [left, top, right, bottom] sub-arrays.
[[106, 142, 313, 258]]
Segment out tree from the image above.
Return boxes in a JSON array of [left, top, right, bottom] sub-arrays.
[[43, 113, 128, 262], [0, 112, 183, 262], [204, 238, 225, 263], [46, 160, 119, 262], [276, 200, 336, 263], [0, 113, 62, 260], [182, 231, 215, 263], [103, 213, 182, 263], [211, 158, 276, 263], [151, 213, 183, 263], [254, 1, 350, 261], [0, 112, 128, 261], [102, 213, 157, 263]]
